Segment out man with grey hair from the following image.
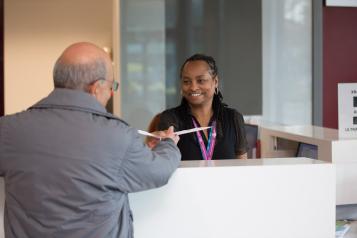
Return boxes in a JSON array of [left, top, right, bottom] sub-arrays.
[[0, 42, 181, 238]]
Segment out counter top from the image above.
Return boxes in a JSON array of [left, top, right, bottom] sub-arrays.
[[179, 157, 327, 168], [261, 124, 342, 141]]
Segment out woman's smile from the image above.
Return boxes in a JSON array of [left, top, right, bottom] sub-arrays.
[[189, 92, 203, 97]]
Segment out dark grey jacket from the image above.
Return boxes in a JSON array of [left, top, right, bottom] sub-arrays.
[[0, 88, 181, 238]]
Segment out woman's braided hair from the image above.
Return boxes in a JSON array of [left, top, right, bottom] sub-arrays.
[[180, 53, 226, 120]]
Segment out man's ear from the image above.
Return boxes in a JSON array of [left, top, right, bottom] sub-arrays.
[[89, 81, 99, 95]]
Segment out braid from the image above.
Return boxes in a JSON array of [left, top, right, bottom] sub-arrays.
[[212, 90, 226, 122], [180, 53, 218, 78]]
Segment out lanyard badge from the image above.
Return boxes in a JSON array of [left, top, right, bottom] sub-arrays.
[[192, 118, 217, 160]]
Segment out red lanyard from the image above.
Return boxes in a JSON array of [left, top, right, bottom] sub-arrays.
[[192, 118, 217, 160]]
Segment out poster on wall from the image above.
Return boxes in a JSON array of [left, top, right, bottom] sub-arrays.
[[326, 0, 357, 7], [338, 83, 357, 138]]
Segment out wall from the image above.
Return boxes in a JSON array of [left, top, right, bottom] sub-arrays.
[[4, 0, 112, 115], [323, 6, 357, 129], [0, 0, 3, 116]]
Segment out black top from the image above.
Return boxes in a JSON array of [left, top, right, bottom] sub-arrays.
[[158, 102, 247, 160]]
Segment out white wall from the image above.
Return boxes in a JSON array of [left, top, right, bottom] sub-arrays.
[[4, 0, 113, 114]]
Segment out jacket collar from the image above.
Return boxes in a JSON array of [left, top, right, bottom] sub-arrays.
[[30, 88, 109, 116]]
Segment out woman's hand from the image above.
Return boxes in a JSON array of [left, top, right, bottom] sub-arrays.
[[237, 153, 248, 159]]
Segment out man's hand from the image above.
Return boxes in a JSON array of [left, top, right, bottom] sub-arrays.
[[146, 126, 180, 149], [165, 126, 180, 145]]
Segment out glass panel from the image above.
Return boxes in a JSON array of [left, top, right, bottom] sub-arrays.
[[120, 0, 312, 129], [120, 0, 166, 130], [262, 0, 312, 125]]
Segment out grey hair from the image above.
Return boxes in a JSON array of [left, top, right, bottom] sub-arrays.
[[53, 58, 107, 91]]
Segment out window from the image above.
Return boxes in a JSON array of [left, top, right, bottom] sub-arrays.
[[119, 0, 312, 129]]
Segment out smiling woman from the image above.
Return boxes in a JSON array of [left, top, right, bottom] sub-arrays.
[[156, 54, 248, 161], [180, 59, 218, 109]]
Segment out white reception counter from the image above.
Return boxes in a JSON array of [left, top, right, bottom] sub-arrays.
[[0, 158, 335, 238], [260, 125, 357, 205], [129, 158, 335, 238]]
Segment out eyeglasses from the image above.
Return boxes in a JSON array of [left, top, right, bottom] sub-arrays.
[[96, 79, 119, 92], [110, 80, 119, 92]]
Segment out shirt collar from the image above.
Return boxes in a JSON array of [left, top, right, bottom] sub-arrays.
[[30, 88, 108, 114]]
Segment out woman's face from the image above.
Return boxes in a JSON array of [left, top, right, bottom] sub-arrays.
[[181, 60, 218, 107]]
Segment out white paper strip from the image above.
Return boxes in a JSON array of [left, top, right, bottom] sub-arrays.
[[137, 130, 162, 139], [138, 127, 211, 138], [174, 127, 211, 135]]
